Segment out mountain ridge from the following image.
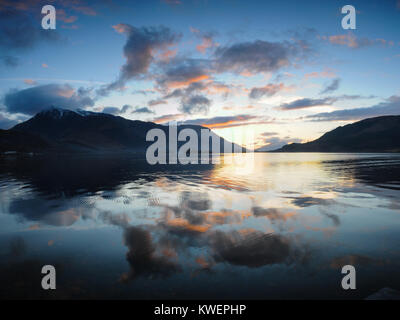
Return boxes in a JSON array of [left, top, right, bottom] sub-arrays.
[[258, 115, 400, 153], [1, 107, 243, 154]]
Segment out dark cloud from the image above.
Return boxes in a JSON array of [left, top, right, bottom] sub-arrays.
[[179, 94, 211, 115], [179, 191, 211, 211], [102, 106, 121, 115], [102, 104, 135, 115], [260, 132, 278, 137], [251, 207, 295, 223], [214, 40, 301, 75], [321, 211, 340, 227], [210, 230, 291, 268], [0, 9, 59, 65], [320, 78, 341, 94], [0, 55, 19, 67], [8, 198, 81, 226], [4, 84, 95, 115], [249, 83, 285, 99], [279, 97, 337, 110], [157, 59, 210, 91], [99, 24, 180, 95], [132, 106, 154, 114], [288, 196, 334, 208], [306, 96, 400, 121], [101, 105, 154, 115], [122, 226, 180, 281], [148, 99, 167, 106]]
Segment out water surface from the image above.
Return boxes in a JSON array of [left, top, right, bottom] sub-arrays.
[[1, 153, 400, 299]]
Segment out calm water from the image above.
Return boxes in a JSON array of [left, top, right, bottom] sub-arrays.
[[1, 153, 400, 299]]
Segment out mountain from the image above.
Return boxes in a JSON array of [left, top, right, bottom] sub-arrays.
[[260, 116, 400, 153], [1, 107, 242, 154]]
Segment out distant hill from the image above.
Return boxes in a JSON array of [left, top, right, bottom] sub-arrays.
[[0, 107, 242, 154], [260, 116, 400, 153]]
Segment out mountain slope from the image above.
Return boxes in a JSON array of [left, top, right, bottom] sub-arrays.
[[263, 116, 400, 153], [2, 107, 242, 153]]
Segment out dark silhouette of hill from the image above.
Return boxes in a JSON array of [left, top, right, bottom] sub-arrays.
[[259, 116, 400, 153], [0, 107, 242, 154]]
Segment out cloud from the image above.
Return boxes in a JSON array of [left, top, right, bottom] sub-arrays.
[[132, 106, 154, 114], [0, 9, 59, 64], [214, 40, 304, 75], [190, 29, 218, 54], [279, 97, 336, 110], [196, 36, 216, 54], [305, 96, 400, 121], [257, 136, 301, 151], [0, 55, 18, 67], [0, 112, 22, 129], [99, 24, 180, 95], [179, 94, 211, 115], [102, 104, 134, 115], [183, 114, 258, 129], [327, 34, 372, 48], [102, 105, 153, 115], [4, 84, 95, 115], [289, 196, 334, 208], [320, 78, 341, 94], [157, 59, 210, 90], [23, 79, 37, 85], [148, 99, 168, 106], [69, 3, 97, 16], [249, 83, 287, 99], [57, 9, 77, 23], [251, 207, 297, 223], [101, 106, 122, 115], [260, 132, 278, 137], [121, 226, 180, 281], [8, 198, 81, 227], [210, 230, 291, 268], [152, 113, 184, 124], [304, 69, 336, 80], [321, 33, 393, 49]]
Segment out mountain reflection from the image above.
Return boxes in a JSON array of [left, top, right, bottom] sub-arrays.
[[1, 153, 400, 299]]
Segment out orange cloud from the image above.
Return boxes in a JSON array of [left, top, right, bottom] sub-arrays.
[[71, 5, 97, 16], [167, 74, 210, 89], [112, 24, 132, 34], [57, 9, 78, 23], [28, 224, 40, 230], [196, 38, 215, 54], [23, 79, 37, 85], [158, 49, 178, 62], [167, 217, 211, 233], [304, 69, 336, 79], [153, 113, 184, 124]]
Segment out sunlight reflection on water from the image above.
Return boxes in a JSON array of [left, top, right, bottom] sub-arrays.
[[0, 153, 400, 299]]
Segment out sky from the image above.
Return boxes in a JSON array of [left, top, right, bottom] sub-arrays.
[[1, 0, 400, 150]]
